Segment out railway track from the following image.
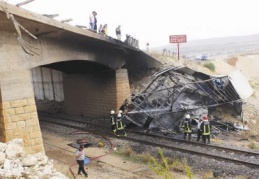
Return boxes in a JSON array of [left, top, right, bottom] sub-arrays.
[[39, 114, 259, 169]]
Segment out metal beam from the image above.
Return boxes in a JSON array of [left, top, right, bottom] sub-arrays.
[[60, 18, 73, 23], [42, 14, 59, 18], [16, 0, 35, 7]]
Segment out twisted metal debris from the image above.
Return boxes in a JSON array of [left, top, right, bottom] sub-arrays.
[[123, 66, 251, 132]]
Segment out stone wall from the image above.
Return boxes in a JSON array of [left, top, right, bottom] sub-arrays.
[[0, 70, 44, 153], [116, 69, 131, 111], [63, 69, 131, 118], [63, 71, 116, 118]]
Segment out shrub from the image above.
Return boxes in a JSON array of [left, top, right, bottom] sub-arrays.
[[248, 143, 259, 150], [148, 148, 173, 179], [227, 56, 238, 66], [203, 62, 215, 72]]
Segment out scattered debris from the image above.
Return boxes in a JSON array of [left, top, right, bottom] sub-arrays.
[[123, 66, 253, 133], [0, 139, 68, 179]]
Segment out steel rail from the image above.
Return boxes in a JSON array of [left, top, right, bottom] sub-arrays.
[[39, 115, 259, 168]]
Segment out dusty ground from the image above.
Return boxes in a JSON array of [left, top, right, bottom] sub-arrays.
[[43, 53, 259, 179], [42, 131, 189, 179]]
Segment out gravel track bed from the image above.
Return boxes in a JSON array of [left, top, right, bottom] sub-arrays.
[[39, 117, 259, 178]]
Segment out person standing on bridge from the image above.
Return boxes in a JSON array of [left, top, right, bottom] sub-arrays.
[[115, 25, 121, 40], [89, 11, 97, 32], [98, 24, 103, 34], [200, 116, 212, 144], [76, 145, 88, 177]]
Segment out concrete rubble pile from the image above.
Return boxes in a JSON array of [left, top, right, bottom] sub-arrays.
[[0, 139, 68, 179]]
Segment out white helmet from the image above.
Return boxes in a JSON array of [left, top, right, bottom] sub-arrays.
[[110, 110, 115, 114], [118, 110, 123, 114], [117, 113, 122, 117], [185, 114, 190, 119]]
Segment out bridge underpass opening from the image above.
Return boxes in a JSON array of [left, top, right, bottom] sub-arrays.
[[31, 60, 131, 119]]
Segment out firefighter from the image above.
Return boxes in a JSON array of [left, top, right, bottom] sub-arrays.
[[182, 114, 192, 141], [200, 116, 212, 144], [115, 113, 127, 137], [110, 110, 116, 134]]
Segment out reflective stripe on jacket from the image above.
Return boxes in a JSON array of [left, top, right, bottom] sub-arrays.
[[182, 119, 192, 133], [201, 121, 211, 135], [116, 117, 125, 130], [110, 114, 116, 125]]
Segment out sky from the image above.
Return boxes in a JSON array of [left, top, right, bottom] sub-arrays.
[[5, 0, 259, 50]]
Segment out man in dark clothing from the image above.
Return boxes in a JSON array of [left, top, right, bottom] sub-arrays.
[[194, 117, 203, 142], [200, 116, 212, 144], [182, 114, 192, 141], [110, 110, 116, 134]]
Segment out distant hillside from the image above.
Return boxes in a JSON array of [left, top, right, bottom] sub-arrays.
[[152, 34, 259, 60]]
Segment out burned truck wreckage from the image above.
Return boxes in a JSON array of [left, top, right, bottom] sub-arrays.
[[121, 66, 253, 134]]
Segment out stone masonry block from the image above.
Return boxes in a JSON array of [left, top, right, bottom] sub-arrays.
[[11, 113, 30, 122], [4, 122, 17, 130], [0, 102, 10, 109], [10, 99, 28, 108], [3, 108, 15, 116], [30, 112, 38, 118], [0, 122, 3, 129], [13, 128, 23, 137], [2, 116, 12, 124], [34, 138, 43, 145], [15, 107, 24, 114], [5, 130, 14, 137], [22, 125, 40, 133], [16, 121, 26, 127], [24, 147, 32, 154], [22, 132, 30, 140], [27, 98, 35, 105], [25, 118, 39, 126], [24, 139, 35, 146], [23, 105, 37, 113], [31, 144, 44, 153], [30, 131, 42, 139]]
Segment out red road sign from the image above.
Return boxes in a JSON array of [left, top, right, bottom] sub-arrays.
[[169, 35, 187, 43]]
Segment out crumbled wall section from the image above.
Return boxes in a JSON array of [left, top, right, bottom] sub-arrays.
[[116, 69, 131, 111], [63, 71, 116, 118]]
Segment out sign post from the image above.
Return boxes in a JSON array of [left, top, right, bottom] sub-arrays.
[[169, 35, 187, 61]]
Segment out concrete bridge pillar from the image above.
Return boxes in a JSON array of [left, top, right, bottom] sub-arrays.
[[116, 69, 131, 111], [0, 70, 44, 153]]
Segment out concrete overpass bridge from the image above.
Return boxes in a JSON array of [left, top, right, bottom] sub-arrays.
[[0, 1, 161, 153]]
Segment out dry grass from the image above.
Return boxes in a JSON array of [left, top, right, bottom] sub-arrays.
[[136, 152, 153, 163], [227, 56, 238, 66], [200, 171, 213, 179], [248, 143, 259, 150], [211, 137, 224, 144]]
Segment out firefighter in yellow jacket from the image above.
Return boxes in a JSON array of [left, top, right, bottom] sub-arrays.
[[200, 116, 212, 144], [182, 114, 192, 141], [115, 111, 127, 137], [110, 110, 116, 134]]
